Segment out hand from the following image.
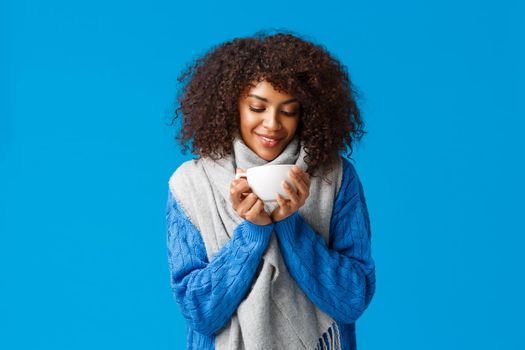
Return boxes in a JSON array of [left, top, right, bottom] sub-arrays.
[[271, 165, 311, 222], [230, 168, 272, 226]]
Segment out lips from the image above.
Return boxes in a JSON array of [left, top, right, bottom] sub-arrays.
[[255, 133, 283, 141], [256, 133, 282, 147]]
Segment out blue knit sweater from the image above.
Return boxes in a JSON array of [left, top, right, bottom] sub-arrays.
[[166, 157, 376, 350]]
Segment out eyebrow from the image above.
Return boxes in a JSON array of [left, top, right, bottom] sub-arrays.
[[247, 94, 299, 105]]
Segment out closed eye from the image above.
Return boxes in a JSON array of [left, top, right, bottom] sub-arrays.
[[249, 106, 299, 116], [249, 107, 265, 113]]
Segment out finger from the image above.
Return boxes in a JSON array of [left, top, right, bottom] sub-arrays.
[[275, 193, 289, 209], [236, 179, 252, 197], [235, 167, 247, 184], [292, 167, 312, 186], [230, 179, 252, 205], [289, 170, 309, 196], [245, 198, 264, 220], [282, 180, 300, 204], [231, 175, 249, 187], [230, 179, 243, 207], [299, 169, 310, 186], [301, 169, 311, 186], [289, 168, 306, 187], [237, 193, 259, 216]]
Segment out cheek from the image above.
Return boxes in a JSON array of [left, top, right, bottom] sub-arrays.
[[283, 119, 299, 134], [239, 112, 261, 130]]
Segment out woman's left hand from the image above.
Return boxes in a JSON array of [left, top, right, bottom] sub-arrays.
[[271, 166, 311, 222]]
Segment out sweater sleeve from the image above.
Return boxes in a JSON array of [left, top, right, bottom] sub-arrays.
[[166, 188, 274, 336], [273, 159, 376, 324]]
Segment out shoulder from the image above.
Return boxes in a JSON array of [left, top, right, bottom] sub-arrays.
[[340, 156, 359, 190], [168, 158, 203, 198], [333, 156, 367, 213]]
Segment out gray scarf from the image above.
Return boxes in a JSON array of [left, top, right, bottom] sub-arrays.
[[169, 133, 343, 349]]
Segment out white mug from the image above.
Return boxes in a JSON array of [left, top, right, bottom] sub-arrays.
[[235, 164, 298, 201]]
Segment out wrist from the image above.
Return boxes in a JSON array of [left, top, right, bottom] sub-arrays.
[[240, 220, 274, 243], [247, 216, 273, 226], [271, 211, 296, 223]]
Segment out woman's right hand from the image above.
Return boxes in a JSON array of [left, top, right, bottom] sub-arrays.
[[229, 168, 272, 226]]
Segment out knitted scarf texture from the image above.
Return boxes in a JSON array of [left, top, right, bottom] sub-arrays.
[[169, 133, 343, 349]]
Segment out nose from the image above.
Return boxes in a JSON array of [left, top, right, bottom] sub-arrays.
[[262, 110, 281, 130]]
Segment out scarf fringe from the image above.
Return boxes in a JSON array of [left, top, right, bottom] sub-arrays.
[[315, 322, 341, 350]]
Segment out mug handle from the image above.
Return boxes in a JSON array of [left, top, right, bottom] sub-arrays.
[[235, 172, 251, 197], [235, 172, 247, 180]]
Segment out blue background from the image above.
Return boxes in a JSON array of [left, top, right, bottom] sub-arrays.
[[1, 0, 523, 349]]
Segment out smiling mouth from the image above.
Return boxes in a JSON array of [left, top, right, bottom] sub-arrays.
[[256, 134, 281, 147]]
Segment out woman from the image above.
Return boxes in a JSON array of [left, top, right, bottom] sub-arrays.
[[166, 30, 376, 350]]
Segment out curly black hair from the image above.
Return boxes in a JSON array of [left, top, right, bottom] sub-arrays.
[[167, 28, 367, 181]]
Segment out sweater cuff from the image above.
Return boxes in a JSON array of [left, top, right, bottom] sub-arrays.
[[237, 220, 274, 245], [273, 211, 300, 241]]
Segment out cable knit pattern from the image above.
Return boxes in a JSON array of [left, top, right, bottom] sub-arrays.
[[166, 157, 375, 350], [273, 158, 376, 344], [166, 192, 274, 340]]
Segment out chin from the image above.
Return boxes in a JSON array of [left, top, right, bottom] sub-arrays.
[[259, 148, 282, 161]]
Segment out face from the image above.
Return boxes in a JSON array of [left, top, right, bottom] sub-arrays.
[[238, 80, 301, 161]]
